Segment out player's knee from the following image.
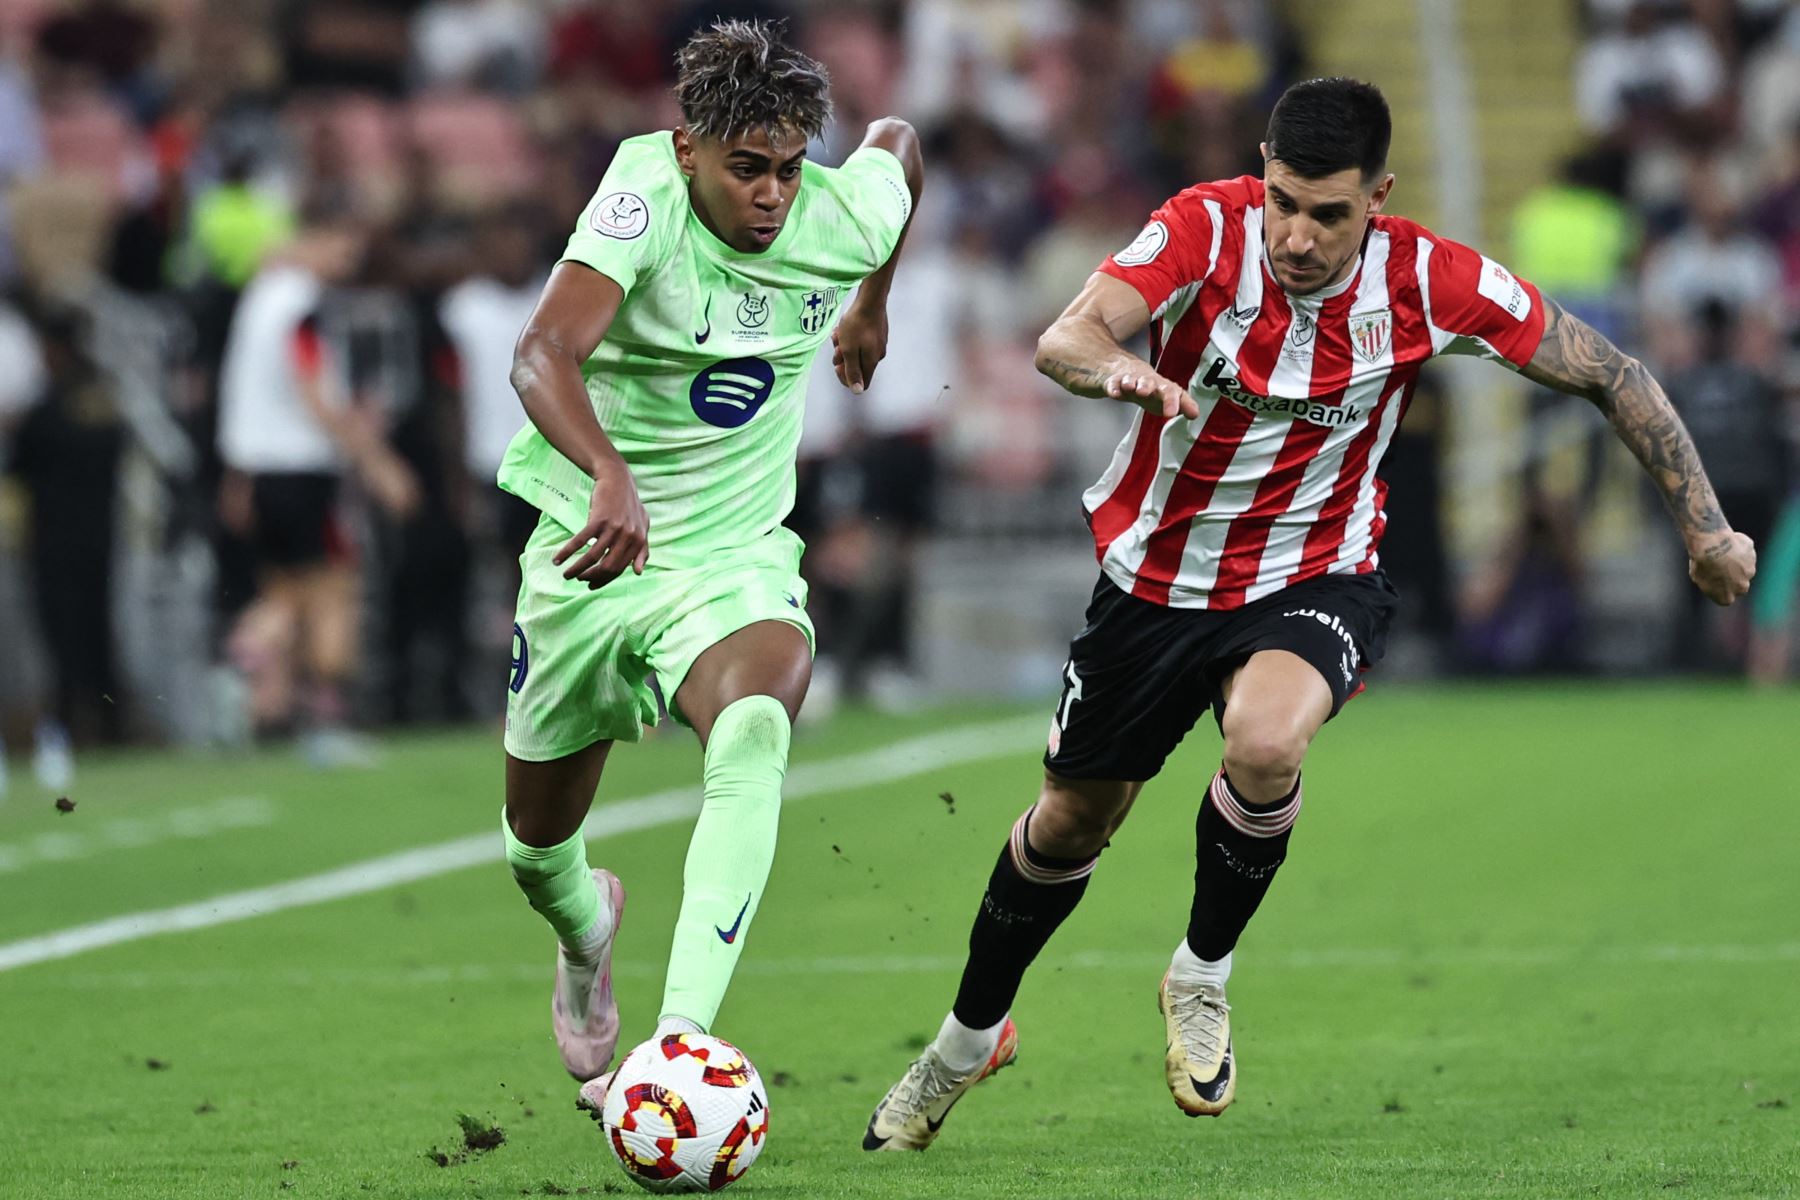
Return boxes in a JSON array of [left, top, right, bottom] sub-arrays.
[[702, 695, 792, 804], [1220, 726, 1307, 797], [1032, 776, 1125, 857]]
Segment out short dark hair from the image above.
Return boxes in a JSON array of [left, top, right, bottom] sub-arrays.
[[1265, 77, 1391, 183], [673, 19, 832, 144]]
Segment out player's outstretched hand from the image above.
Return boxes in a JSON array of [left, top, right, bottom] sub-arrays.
[[556, 455, 649, 590], [1688, 529, 1756, 606], [1104, 370, 1201, 421], [832, 302, 889, 394]]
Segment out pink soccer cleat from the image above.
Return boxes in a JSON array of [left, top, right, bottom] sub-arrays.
[[552, 869, 626, 1081]]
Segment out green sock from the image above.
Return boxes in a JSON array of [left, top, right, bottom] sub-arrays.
[[660, 695, 791, 1031], [502, 812, 607, 961]]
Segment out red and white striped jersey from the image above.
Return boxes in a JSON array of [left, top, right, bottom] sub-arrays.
[[1084, 176, 1547, 609]]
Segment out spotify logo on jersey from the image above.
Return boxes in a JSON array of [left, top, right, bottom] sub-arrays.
[[690, 357, 775, 428]]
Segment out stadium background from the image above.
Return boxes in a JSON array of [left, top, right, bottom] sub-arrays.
[[0, 4, 1796, 1198], [0, 0, 1794, 765]]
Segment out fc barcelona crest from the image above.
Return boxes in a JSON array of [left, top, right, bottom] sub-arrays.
[[1349, 308, 1391, 364], [798, 286, 841, 334]]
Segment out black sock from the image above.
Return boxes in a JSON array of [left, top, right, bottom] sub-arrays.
[[1186, 769, 1302, 961], [951, 807, 1098, 1029]]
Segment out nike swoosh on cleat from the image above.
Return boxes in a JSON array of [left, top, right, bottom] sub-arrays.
[[860, 1118, 890, 1151], [1189, 1047, 1233, 1102], [715, 893, 751, 944]]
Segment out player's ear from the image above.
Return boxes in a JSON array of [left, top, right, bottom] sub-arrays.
[[673, 127, 697, 179], [1366, 173, 1395, 215]]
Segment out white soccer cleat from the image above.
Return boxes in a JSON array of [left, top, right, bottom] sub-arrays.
[[552, 869, 626, 1081], [862, 1019, 1018, 1151], [1159, 970, 1235, 1117]]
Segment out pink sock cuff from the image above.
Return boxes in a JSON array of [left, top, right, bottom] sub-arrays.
[[1209, 771, 1302, 838], [1006, 806, 1099, 885]]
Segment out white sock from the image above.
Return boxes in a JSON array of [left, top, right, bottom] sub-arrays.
[[934, 1011, 1005, 1074], [1168, 939, 1232, 989], [655, 1015, 704, 1039]]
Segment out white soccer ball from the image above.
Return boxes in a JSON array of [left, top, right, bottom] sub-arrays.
[[600, 1034, 770, 1193]]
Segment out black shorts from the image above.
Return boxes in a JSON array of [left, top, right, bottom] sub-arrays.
[[1044, 570, 1399, 781], [250, 472, 345, 569]]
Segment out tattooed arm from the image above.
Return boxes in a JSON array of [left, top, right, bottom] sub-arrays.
[[1519, 298, 1756, 605], [1035, 272, 1201, 420]]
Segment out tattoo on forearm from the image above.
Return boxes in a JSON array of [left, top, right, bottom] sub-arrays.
[[1522, 301, 1727, 540], [1039, 357, 1110, 393]]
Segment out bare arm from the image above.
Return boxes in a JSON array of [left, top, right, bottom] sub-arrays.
[[1518, 297, 1755, 605], [295, 348, 419, 517], [831, 117, 923, 393], [510, 261, 648, 588], [1033, 271, 1200, 419]]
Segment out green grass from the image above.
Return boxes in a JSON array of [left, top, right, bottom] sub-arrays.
[[2, 685, 1797, 1198]]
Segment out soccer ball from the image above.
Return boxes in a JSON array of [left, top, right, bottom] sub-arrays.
[[601, 1034, 769, 1193]]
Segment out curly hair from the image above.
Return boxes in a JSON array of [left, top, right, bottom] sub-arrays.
[[673, 18, 832, 144]]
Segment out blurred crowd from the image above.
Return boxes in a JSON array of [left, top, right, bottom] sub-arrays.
[[0, 0, 1791, 784], [1486, 0, 1799, 679]]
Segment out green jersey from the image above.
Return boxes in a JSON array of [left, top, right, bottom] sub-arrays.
[[497, 132, 912, 568]]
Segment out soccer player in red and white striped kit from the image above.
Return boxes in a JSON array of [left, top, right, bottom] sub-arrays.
[[863, 78, 1756, 1148]]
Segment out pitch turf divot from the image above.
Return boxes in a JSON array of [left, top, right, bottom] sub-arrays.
[[0, 716, 1045, 974]]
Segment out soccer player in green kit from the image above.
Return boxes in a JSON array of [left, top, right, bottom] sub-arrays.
[[496, 19, 921, 1095]]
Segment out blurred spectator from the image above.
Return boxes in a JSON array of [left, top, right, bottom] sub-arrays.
[[0, 59, 47, 285], [796, 236, 959, 713], [1740, 3, 1800, 164], [438, 206, 541, 592], [1748, 494, 1800, 684], [410, 0, 546, 93], [1747, 118, 1800, 322], [1457, 490, 1587, 675], [1663, 298, 1789, 670], [284, 0, 419, 96], [186, 152, 296, 293], [215, 215, 417, 762], [1638, 162, 1786, 368], [1512, 146, 1641, 506], [1373, 379, 1456, 657], [1576, 1, 1726, 142], [547, 0, 670, 91], [1019, 139, 1144, 333], [34, 0, 161, 121], [7, 303, 125, 760], [1510, 145, 1640, 341], [0, 297, 52, 795]]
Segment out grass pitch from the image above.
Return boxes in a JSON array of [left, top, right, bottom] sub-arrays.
[[2, 685, 1796, 1198]]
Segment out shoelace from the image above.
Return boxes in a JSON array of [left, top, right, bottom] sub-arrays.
[[890, 1051, 965, 1118], [1168, 985, 1231, 1064]]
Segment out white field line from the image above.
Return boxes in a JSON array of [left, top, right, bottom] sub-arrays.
[[0, 715, 1046, 975], [0, 796, 277, 875], [38, 941, 1800, 992]]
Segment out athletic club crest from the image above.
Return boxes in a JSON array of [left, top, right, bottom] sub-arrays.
[[1349, 309, 1392, 363]]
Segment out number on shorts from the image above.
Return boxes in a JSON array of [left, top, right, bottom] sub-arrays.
[[1055, 660, 1083, 727]]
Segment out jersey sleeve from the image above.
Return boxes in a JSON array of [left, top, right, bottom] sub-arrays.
[[560, 143, 678, 295], [1420, 235, 1547, 369], [817, 145, 913, 275], [1096, 188, 1220, 320]]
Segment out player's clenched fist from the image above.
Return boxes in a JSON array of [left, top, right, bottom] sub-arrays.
[[556, 454, 650, 590], [1687, 530, 1756, 606], [1105, 370, 1201, 421]]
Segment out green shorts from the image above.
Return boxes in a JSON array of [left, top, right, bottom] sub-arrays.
[[503, 515, 814, 761]]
